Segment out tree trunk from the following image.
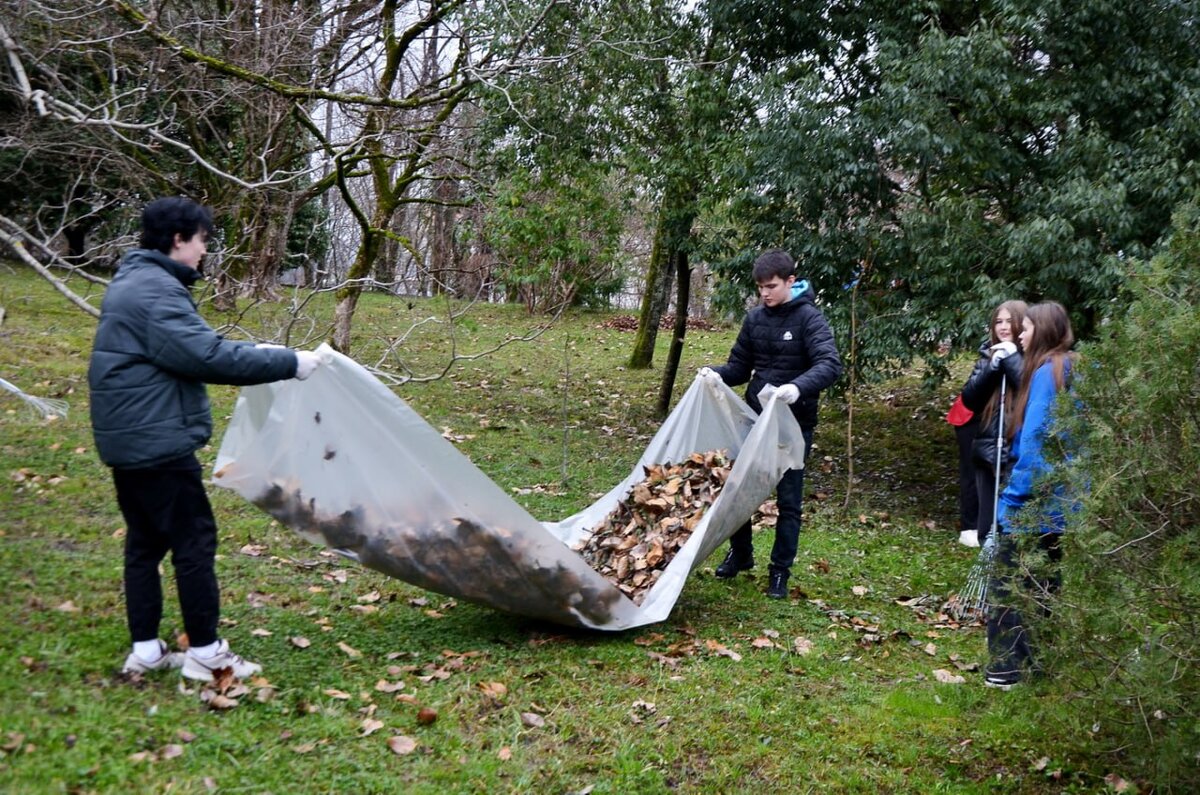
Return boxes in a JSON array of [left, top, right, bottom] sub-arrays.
[[629, 184, 696, 368], [655, 248, 691, 418], [332, 205, 389, 352]]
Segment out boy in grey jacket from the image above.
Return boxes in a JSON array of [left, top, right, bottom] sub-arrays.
[[89, 197, 321, 680]]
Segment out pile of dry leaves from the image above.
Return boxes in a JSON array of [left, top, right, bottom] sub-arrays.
[[574, 451, 733, 604]]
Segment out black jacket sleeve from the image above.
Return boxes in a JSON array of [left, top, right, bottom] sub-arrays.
[[790, 306, 842, 397], [961, 344, 1022, 412]]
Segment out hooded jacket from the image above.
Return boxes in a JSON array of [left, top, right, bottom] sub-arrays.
[[997, 360, 1075, 534], [960, 338, 1024, 473], [89, 248, 298, 468], [713, 280, 842, 427]]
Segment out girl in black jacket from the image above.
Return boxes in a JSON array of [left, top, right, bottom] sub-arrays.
[[957, 300, 1027, 547]]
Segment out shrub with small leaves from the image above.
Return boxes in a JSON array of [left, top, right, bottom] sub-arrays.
[[1047, 201, 1200, 791]]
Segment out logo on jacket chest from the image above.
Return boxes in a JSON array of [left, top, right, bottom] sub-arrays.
[[782, 331, 793, 341]]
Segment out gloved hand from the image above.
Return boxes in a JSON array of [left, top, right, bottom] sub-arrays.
[[255, 342, 286, 349], [775, 383, 800, 404], [294, 350, 321, 380], [698, 367, 722, 384], [989, 340, 1018, 368]]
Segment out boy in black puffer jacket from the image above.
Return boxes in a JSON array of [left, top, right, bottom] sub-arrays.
[[699, 249, 842, 599], [90, 197, 322, 680]]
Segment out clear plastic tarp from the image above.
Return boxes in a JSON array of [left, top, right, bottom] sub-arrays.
[[213, 345, 806, 630]]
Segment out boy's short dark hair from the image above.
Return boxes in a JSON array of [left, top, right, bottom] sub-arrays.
[[140, 197, 215, 254], [752, 248, 796, 283]]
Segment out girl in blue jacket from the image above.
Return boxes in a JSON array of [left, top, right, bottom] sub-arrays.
[[985, 301, 1078, 689]]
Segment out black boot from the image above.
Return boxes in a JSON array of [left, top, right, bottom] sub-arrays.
[[715, 547, 754, 579], [767, 567, 790, 599]]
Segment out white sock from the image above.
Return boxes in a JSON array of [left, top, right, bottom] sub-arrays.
[[133, 639, 164, 661], [190, 640, 221, 659]]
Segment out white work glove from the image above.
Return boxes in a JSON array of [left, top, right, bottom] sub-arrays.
[[697, 367, 722, 384], [293, 350, 321, 380], [989, 340, 1018, 368], [775, 383, 800, 404], [255, 342, 286, 350]]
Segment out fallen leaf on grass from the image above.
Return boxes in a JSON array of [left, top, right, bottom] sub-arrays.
[[520, 712, 545, 728], [851, 585, 869, 597], [634, 633, 665, 646], [177, 730, 197, 743], [291, 636, 311, 649], [1104, 773, 1133, 792], [358, 591, 382, 604], [323, 689, 352, 700], [704, 640, 742, 661], [201, 693, 239, 710], [129, 750, 155, 763], [478, 681, 507, 699], [933, 669, 966, 684], [337, 641, 362, 658], [417, 707, 438, 725], [375, 679, 405, 693], [628, 700, 657, 724], [160, 744, 184, 760], [646, 651, 681, 668], [497, 746, 512, 761], [360, 718, 384, 737], [387, 736, 417, 755], [55, 600, 80, 613], [793, 637, 815, 656], [923, 643, 938, 656], [250, 628, 272, 637]]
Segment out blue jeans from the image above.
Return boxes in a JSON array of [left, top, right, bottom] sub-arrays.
[[727, 426, 814, 572]]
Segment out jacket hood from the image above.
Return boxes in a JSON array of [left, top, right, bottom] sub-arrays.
[[765, 278, 814, 314], [120, 248, 201, 288]]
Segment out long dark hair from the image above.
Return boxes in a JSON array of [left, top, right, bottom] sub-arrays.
[[978, 299, 1028, 427], [1007, 301, 1076, 439]]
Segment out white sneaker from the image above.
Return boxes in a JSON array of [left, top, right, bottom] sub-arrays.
[[122, 640, 185, 674], [958, 530, 980, 548], [181, 639, 262, 681]]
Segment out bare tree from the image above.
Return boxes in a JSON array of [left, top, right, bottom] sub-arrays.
[[2, 0, 563, 353]]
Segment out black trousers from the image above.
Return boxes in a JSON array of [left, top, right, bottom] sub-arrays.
[[954, 420, 980, 532], [112, 454, 220, 647], [974, 466, 997, 545], [986, 533, 1062, 673], [728, 426, 815, 572]]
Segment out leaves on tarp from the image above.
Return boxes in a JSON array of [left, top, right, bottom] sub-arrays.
[[574, 452, 733, 605]]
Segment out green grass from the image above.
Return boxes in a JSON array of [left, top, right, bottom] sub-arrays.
[[0, 265, 1118, 793]]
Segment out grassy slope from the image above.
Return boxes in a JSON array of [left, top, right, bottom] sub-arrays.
[[0, 266, 1104, 793]]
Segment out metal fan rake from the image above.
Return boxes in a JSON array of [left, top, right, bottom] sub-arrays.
[[0, 377, 69, 420]]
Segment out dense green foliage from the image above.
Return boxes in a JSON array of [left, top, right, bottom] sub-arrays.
[[479, 161, 626, 311], [1047, 202, 1200, 790], [706, 0, 1200, 384]]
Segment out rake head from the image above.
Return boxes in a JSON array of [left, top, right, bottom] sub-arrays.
[[0, 378, 70, 421]]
